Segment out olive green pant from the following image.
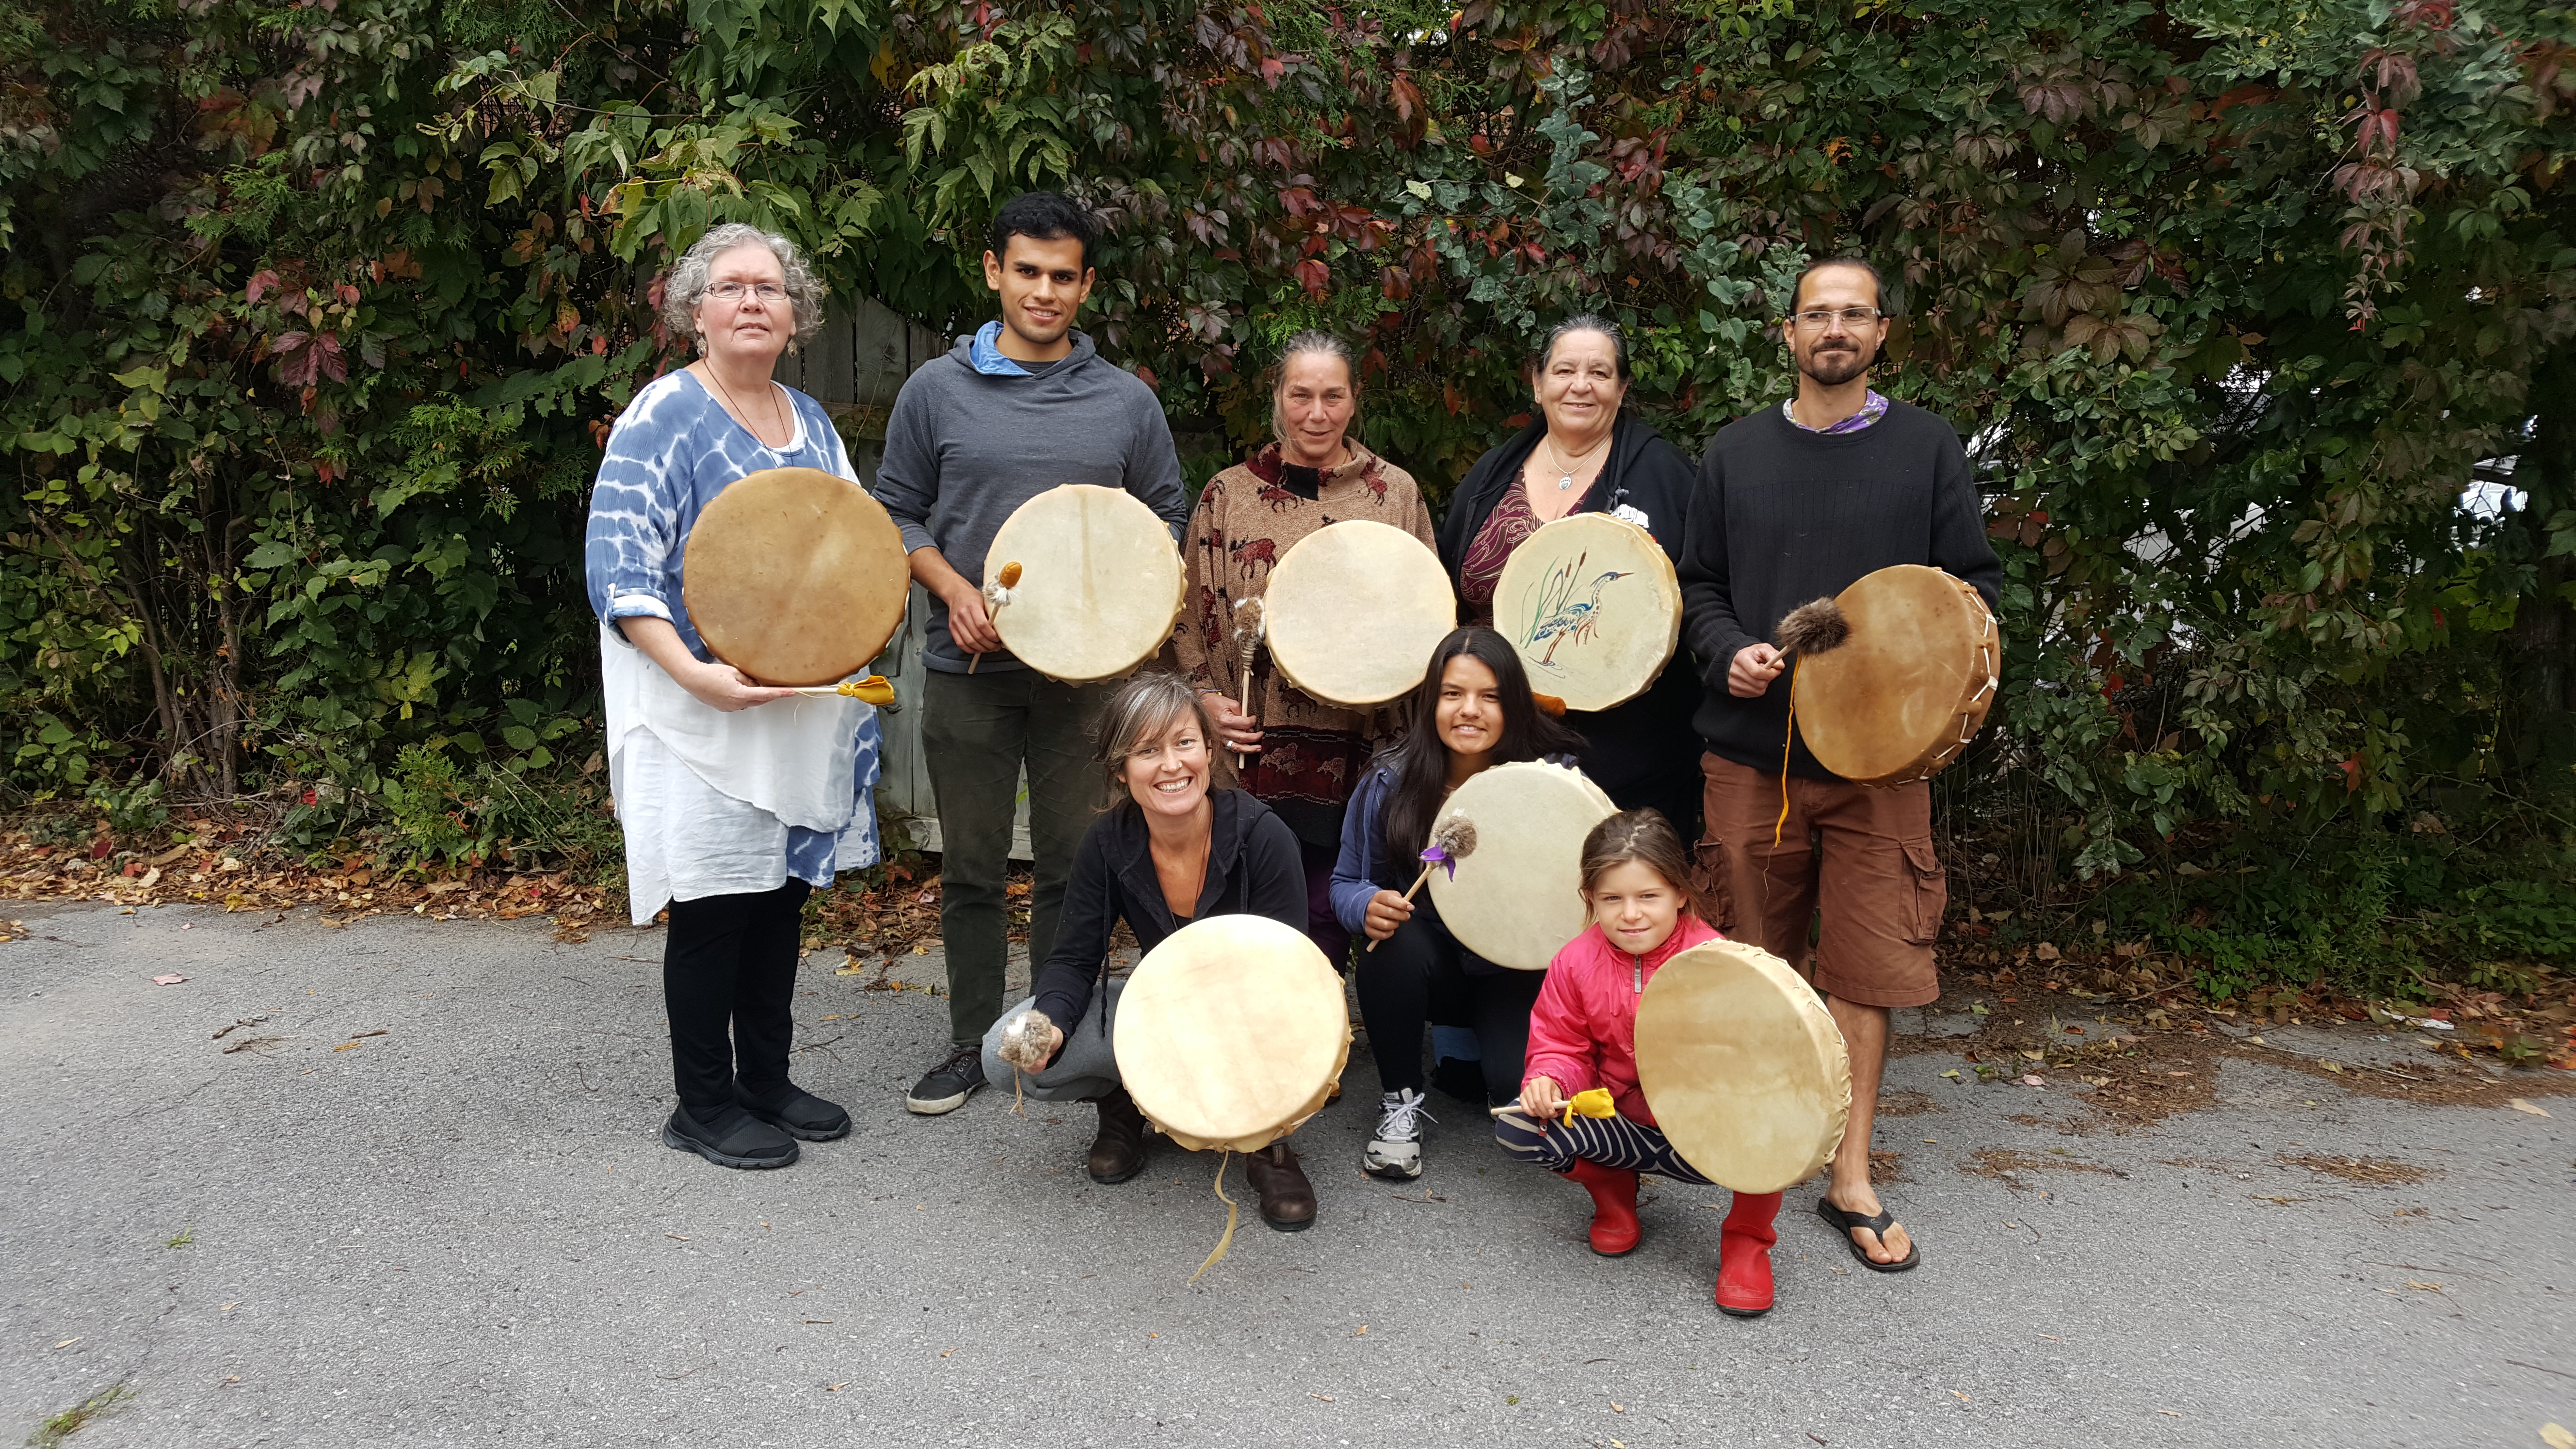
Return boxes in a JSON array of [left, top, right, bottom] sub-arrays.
[[921, 668, 1107, 1044]]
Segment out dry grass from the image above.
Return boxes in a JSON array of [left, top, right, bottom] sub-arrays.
[[1875, 1089, 1946, 1118], [1961, 1147, 2129, 1190], [2275, 1151, 2437, 1186]]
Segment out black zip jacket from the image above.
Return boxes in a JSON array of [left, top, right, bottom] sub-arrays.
[[1435, 412, 1705, 817], [1026, 789, 1309, 1032]]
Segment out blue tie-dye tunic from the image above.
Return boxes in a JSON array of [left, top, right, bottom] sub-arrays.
[[585, 369, 882, 898]]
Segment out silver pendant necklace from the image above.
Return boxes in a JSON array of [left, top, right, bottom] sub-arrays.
[[1545, 434, 1605, 491]]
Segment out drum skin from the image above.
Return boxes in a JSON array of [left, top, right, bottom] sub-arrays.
[[984, 484, 1185, 683], [1791, 564, 2000, 787], [1112, 915, 1352, 1153], [680, 467, 910, 687], [1264, 520, 1457, 707], [1425, 760, 1617, 971], [1634, 938, 1852, 1194], [1492, 513, 1680, 713]]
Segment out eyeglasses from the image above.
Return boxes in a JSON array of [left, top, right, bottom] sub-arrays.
[[1790, 306, 1884, 329], [707, 282, 789, 303]]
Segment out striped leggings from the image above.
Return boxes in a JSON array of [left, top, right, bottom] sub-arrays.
[[1492, 1109, 1713, 1185]]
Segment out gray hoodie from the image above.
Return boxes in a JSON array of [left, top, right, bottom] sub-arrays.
[[872, 330, 1188, 673]]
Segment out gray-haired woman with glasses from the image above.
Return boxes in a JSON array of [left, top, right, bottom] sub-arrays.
[[585, 222, 881, 1173]]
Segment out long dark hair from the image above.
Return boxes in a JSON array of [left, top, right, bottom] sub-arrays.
[[1376, 626, 1588, 868]]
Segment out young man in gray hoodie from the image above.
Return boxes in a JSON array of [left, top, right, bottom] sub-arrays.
[[873, 191, 1189, 1114]]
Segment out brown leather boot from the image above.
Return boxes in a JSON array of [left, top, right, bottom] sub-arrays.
[[1085, 1088, 1149, 1184], [1242, 1142, 1317, 1232]]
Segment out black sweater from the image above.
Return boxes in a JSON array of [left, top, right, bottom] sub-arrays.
[[1679, 400, 2004, 779], [1436, 413, 1706, 814], [1026, 789, 1309, 1031]]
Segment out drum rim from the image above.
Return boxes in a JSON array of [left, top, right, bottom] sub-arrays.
[[981, 483, 1186, 684], [1632, 937, 1852, 1194], [1790, 563, 1999, 788], [1263, 518, 1458, 707], [1110, 915, 1351, 1150], [1491, 511, 1681, 713], [1422, 759, 1617, 971], [680, 465, 910, 687]]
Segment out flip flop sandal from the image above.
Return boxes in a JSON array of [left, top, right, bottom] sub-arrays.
[[1817, 1197, 1921, 1272]]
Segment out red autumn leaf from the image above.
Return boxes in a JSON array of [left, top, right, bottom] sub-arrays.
[[272, 331, 348, 387], [246, 269, 281, 305]]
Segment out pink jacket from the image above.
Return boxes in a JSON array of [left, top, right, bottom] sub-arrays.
[[1522, 917, 1722, 1127]]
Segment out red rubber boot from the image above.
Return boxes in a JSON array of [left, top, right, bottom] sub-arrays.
[[1715, 1189, 1783, 1317], [1559, 1159, 1642, 1256]]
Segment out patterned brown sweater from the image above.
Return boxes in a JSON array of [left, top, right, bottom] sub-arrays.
[[1171, 441, 1437, 843]]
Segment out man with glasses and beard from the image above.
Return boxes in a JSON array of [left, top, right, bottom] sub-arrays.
[[1678, 258, 2000, 1276]]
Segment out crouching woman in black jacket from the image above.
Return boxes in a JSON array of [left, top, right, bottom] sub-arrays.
[[978, 672, 1318, 1229]]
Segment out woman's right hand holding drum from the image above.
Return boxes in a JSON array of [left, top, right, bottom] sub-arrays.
[[620, 616, 797, 712], [1362, 888, 1414, 942]]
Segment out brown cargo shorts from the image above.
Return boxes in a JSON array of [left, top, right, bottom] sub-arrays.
[[1696, 754, 1945, 1009]]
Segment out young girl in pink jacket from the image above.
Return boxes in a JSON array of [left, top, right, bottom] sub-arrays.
[[1495, 808, 1787, 1316]]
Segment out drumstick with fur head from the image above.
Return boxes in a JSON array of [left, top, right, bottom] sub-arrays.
[[1229, 596, 1266, 729], [1766, 596, 1852, 844], [969, 561, 1023, 675], [995, 1005, 1056, 1116], [1774, 597, 1850, 657], [1366, 813, 1476, 953]]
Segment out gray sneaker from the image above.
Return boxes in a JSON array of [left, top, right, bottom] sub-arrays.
[[1364, 1087, 1434, 1179]]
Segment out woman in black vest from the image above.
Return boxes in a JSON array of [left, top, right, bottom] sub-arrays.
[[1436, 314, 1703, 842]]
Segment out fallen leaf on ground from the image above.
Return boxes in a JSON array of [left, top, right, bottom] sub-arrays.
[[1950, 1391, 1969, 1403], [152, 974, 188, 985], [2541, 1423, 2574, 1449], [1310, 1394, 1334, 1402], [2405, 1279, 2442, 1291], [2510, 1098, 2550, 1117], [825, 1382, 849, 1392], [665, 1233, 690, 1241]]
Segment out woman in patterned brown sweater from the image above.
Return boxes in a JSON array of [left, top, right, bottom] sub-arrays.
[[1172, 332, 1437, 967]]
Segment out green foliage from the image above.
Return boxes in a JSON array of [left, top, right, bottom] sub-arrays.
[[3, 0, 2574, 971], [84, 775, 166, 835], [2088, 829, 2576, 999]]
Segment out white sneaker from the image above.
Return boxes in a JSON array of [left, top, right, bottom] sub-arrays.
[[1364, 1088, 1434, 1179]]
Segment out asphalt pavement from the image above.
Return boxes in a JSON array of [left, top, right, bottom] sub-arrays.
[[3, 901, 2570, 1448]]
